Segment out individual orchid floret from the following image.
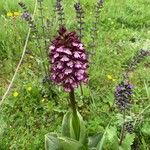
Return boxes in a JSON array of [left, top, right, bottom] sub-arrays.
[[49, 26, 88, 92]]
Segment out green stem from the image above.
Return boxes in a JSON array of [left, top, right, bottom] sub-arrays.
[[69, 90, 77, 115], [119, 109, 126, 145], [38, 0, 48, 50], [69, 90, 80, 140]]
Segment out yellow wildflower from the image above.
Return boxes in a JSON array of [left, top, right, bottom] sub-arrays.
[[13, 92, 19, 97], [7, 12, 13, 17], [107, 75, 116, 82], [13, 12, 21, 16], [107, 75, 113, 80], [42, 99, 45, 102], [27, 86, 32, 91], [112, 78, 116, 82], [29, 55, 34, 59]]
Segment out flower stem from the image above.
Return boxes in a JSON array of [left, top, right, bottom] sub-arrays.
[[119, 109, 126, 145], [69, 90, 80, 140], [38, 0, 48, 50], [69, 90, 77, 115]]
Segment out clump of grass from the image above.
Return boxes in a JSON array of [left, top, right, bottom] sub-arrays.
[[1, 0, 150, 149]]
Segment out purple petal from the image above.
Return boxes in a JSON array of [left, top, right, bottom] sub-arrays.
[[79, 44, 83, 50], [67, 61, 74, 67], [83, 77, 88, 83], [64, 48, 72, 55], [56, 47, 64, 52], [51, 74, 56, 80], [51, 58, 55, 63], [64, 87, 71, 92], [74, 52, 80, 58], [78, 69, 85, 74], [72, 82, 78, 88], [64, 69, 72, 75], [61, 56, 70, 62], [57, 62, 63, 69], [58, 74, 64, 79], [72, 42, 78, 46], [49, 45, 55, 50], [81, 53, 86, 60], [75, 61, 82, 68], [82, 63, 88, 69], [77, 75, 84, 80], [54, 53, 59, 58], [65, 78, 73, 84]]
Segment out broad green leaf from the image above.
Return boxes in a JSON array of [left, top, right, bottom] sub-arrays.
[[88, 133, 102, 148], [62, 111, 88, 146], [70, 113, 77, 140], [106, 126, 117, 141], [120, 133, 135, 150], [141, 122, 150, 136], [62, 111, 71, 137], [45, 133, 87, 150], [105, 126, 119, 150], [141, 137, 148, 150], [97, 126, 119, 150], [71, 112, 80, 140], [59, 136, 87, 150], [77, 111, 88, 146], [45, 133, 63, 150]]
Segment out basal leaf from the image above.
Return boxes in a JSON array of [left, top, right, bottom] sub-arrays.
[[77, 111, 88, 146], [62, 111, 71, 137], [45, 133, 63, 150], [59, 136, 87, 150], [141, 122, 150, 136], [97, 126, 119, 150]]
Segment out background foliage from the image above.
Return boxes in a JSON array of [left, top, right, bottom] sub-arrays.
[[0, 0, 150, 149]]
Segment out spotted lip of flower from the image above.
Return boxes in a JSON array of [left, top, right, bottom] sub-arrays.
[[115, 81, 133, 111], [49, 26, 88, 92]]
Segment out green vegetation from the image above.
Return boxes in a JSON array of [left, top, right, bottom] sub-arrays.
[[0, 0, 150, 149]]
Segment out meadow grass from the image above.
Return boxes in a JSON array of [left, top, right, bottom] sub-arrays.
[[0, 0, 150, 149]]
